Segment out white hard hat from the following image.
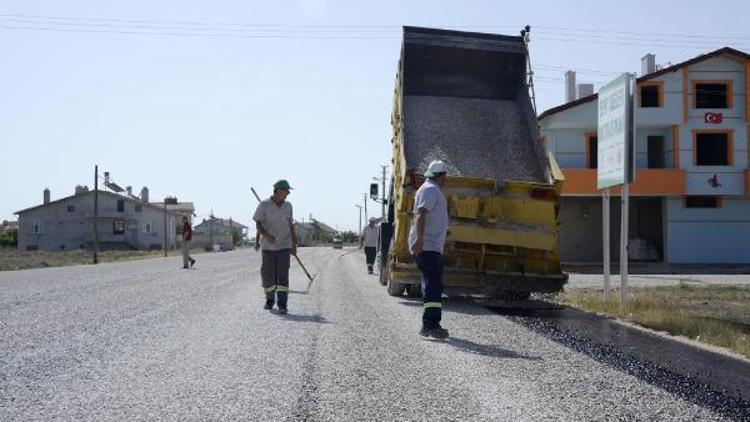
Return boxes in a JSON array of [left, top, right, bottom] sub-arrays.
[[424, 160, 447, 177]]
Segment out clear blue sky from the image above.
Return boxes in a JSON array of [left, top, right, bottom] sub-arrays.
[[2, 0, 749, 232]]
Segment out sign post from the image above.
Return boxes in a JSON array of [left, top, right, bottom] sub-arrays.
[[602, 188, 610, 301], [597, 73, 635, 307]]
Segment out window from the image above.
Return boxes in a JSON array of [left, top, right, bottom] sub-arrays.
[[135, 205, 142, 212], [67, 205, 76, 212], [587, 135, 598, 169], [685, 196, 720, 208], [695, 132, 731, 166], [117, 200, 125, 212], [639, 83, 662, 107], [144, 221, 154, 233], [695, 82, 730, 109], [113, 219, 125, 235], [30, 221, 42, 234], [647, 136, 665, 169]]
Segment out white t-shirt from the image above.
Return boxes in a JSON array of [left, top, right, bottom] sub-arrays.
[[408, 179, 448, 254], [362, 225, 379, 248], [253, 198, 293, 251]]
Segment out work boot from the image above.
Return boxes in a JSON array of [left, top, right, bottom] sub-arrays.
[[278, 307, 288, 315], [419, 326, 449, 339], [190, 258, 196, 268], [264, 301, 274, 310], [367, 265, 373, 274]]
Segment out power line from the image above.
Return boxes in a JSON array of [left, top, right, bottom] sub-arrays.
[[1, 13, 749, 47], [4, 13, 749, 41], [532, 34, 750, 50], [0, 24, 401, 39], [535, 24, 750, 43]]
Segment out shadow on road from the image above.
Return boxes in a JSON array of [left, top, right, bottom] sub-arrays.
[[447, 337, 541, 360], [278, 313, 330, 324]]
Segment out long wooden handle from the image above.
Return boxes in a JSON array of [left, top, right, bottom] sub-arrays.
[[294, 255, 314, 282], [250, 187, 261, 202]]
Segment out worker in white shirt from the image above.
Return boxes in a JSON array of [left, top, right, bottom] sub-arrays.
[[359, 217, 380, 274]]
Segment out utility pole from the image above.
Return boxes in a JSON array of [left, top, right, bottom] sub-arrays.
[[209, 211, 214, 250], [93, 165, 99, 264], [363, 193, 368, 222], [355, 204, 362, 237], [163, 198, 168, 257], [381, 165, 387, 219]]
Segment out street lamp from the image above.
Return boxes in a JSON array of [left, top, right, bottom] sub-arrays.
[[354, 204, 362, 237]]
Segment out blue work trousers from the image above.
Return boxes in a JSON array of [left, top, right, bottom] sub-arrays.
[[261, 249, 291, 308], [414, 251, 443, 329]]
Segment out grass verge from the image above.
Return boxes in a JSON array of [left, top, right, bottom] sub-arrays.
[[560, 284, 750, 358]]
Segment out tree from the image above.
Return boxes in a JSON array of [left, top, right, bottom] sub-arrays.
[[338, 230, 358, 243], [0, 229, 18, 248], [230, 227, 243, 246]]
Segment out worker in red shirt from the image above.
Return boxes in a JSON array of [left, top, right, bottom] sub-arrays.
[[182, 216, 196, 269]]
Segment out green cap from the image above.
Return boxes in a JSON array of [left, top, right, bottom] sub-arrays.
[[273, 179, 293, 190]]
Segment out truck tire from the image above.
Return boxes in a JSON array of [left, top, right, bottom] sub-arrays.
[[387, 278, 405, 296], [405, 283, 422, 298], [379, 257, 389, 286]]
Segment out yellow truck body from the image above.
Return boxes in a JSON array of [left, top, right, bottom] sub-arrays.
[[379, 27, 567, 298]]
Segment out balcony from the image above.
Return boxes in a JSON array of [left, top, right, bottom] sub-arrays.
[[561, 168, 686, 196]]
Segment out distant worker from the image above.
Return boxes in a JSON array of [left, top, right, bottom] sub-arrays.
[[253, 180, 297, 315], [409, 160, 449, 339], [181, 216, 196, 269], [359, 217, 379, 274]]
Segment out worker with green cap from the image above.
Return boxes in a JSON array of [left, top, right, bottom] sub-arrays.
[[253, 179, 297, 314]]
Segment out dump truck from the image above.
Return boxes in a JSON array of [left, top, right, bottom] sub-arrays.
[[378, 26, 567, 299]]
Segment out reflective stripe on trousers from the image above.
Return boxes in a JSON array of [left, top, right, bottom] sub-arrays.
[[261, 249, 291, 308], [414, 251, 444, 329]]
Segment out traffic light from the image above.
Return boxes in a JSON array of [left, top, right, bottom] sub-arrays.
[[369, 183, 379, 200]]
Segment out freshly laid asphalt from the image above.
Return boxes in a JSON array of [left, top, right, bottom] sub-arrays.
[[2, 247, 748, 421]]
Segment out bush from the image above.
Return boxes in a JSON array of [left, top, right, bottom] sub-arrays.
[[0, 229, 17, 248]]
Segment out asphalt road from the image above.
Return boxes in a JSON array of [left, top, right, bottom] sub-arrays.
[[1, 247, 748, 421]]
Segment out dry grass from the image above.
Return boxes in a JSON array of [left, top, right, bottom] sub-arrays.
[[561, 284, 750, 358], [0, 248, 190, 271]]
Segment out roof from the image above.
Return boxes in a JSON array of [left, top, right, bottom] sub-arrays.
[[537, 92, 598, 121], [151, 202, 195, 213], [538, 47, 750, 121], [0, 220, 18, 230], [14, 190, 180, 217], [195, 218, 247, 230], [311, 218, 337, 234], [294, 219, 337, 234], [637, 47, 749, 82]]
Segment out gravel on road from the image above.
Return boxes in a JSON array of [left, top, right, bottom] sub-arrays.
[[1, 248, 746, 421], [402, 95, 545, 184]]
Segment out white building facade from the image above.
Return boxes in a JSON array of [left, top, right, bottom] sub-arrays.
[[540, 48, 750, 264]]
